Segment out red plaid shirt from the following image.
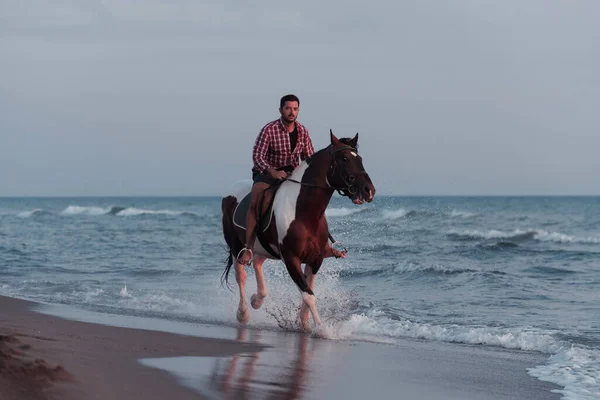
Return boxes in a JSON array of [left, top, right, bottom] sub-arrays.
[[252, 119, 315, 175]]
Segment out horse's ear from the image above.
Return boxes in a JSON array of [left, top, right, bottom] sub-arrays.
[[330, 129, 340, 145], [350, 133, 359, 148]]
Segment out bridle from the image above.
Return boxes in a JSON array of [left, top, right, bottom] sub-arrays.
[[284, 144, 364, 198]]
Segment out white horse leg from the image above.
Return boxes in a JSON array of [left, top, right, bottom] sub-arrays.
[[299, 265, 316, 331], [234, 259, 249, 323], [250, 256, 268, 309], [282, 256, 322, 330], [302, 291, 322, 329]]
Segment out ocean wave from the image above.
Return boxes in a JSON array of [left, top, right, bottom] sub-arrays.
[[381, 208, 410, 220], [525, 266, 577, 275], [58, 205, 199, 217], [448, 229, 600, 245], [449, 210, 479, 218], [61, 205, 112, 216], [339, 262, 482, 278], [529, 346, 600, 400], [115, 207, 197, 217], [325, 207, 368, 218], [17, 209, 48, 218]]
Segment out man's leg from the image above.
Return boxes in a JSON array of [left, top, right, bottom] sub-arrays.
[[238, 181, 270, 265]]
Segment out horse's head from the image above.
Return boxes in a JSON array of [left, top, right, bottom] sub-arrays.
[[328, 130, 376, 205]]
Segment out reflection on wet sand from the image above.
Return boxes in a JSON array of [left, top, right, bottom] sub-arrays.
[[208, 326, 313, 399]]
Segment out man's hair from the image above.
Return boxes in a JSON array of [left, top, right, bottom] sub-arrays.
[[280, 94, 300, 109]]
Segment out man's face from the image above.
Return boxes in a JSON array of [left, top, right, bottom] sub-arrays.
[[280, 101, 299, 123]]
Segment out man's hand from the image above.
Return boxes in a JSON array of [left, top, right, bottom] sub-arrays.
[[268, 168, 288, 181]]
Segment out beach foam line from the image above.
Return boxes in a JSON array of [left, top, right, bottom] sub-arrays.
[[448, 228, 600, 244]]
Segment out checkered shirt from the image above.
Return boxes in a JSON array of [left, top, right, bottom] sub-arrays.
[[252, 118, 315, 175]]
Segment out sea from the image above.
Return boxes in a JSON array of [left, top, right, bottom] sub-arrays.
[[0, 195, 598, 399]]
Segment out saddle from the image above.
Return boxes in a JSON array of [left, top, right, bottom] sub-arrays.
[[232, 188, 277, 233], [232, 184, 281, 259]]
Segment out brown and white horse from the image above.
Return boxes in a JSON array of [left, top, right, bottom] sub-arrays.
[[221, 131, 375, 332]]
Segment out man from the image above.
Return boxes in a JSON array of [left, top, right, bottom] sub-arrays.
[[237, 94, 314, 265]]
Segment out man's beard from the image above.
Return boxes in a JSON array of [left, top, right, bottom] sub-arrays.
[[282, 115, 296, 124]]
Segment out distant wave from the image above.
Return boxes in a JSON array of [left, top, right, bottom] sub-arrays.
[[448, 229, 600, 245], [381, 208, 409, 220], [115, 207, 197, 217], [59, 205, 199, 217], [339, 262, 486, 278], [61, 205, 112, 216], [328, 207, 479, 221], [449, 210, 479, 218], [17, 209, 48, 218], [381, 209, 438, 220], [325, 207, 369, 218], [526, 266, 577, 275]]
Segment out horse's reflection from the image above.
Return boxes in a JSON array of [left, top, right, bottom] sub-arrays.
[[208, 327, 313, 399]]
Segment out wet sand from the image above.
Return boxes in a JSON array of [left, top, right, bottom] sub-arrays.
[[0, 295, 562, 399], [0, 295, 262, 399]]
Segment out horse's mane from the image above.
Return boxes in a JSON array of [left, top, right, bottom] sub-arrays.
[[338, 137, 358, 150], [307, 138, 358, 161], [307, 137, 358, 163]]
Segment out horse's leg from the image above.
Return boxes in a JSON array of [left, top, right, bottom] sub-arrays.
[[234, 259, 250, 324], [250, 256, 268, 309], [283, 255, 323, 328], [299, 264, 317, 332]]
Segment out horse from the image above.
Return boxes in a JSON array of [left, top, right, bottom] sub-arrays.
[[221, 130, 376, 332]]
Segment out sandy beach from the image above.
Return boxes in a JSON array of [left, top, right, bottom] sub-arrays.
[[0, 294, 563, 400], [0, 295, 263, 400]]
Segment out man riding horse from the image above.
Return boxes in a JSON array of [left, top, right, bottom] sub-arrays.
[[238, 94, 346, 266]]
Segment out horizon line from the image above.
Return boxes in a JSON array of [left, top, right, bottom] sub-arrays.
[[1, 194, 600, 198]]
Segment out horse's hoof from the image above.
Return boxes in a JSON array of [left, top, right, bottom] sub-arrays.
[[300, 320, 311, 333], [237, 308, 249, 324], [312, 323, 328, 339], [250, 294, 265, 309]]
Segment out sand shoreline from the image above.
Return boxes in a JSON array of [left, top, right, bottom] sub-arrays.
[[0, 294, 563, 399], [0, 295, 264, 400]]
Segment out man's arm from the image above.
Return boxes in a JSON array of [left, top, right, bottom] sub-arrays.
[[253, 128, 288, 180], [252, 127, 271, 174], [301, 130, 315, 160]]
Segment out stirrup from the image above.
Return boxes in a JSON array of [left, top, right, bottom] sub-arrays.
[[236, 247, 253, 265]]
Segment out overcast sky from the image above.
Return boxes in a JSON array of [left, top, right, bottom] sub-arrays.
[[1, 1, 599, 196]]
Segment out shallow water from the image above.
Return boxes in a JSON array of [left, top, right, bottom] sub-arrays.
[[1, 196, 599, 399]]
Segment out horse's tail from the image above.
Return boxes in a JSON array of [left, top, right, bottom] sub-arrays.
[[222, 249, 234, 290], [220, 195, 239, 290]]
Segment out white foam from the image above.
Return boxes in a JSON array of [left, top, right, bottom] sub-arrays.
[[115, 208, 184, 216], [61, 205, 110, 216], [449, 210, 478, 218], [529, 346, 600, 400], [325, 207, 366, 218], [119, 283, 131, 298], [381, 208, 409, 220], [17, 209, 43, 218], [534, 230, 600, 245], [449, 228, 600, 244]]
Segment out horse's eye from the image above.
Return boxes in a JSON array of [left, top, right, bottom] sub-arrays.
[[342, 156, 348, 162]]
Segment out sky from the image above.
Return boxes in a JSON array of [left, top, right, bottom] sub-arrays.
[[1, 1, 599, 196]]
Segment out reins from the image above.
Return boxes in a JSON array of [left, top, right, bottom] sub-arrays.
[[277, 143, 361, 254], [283, 144, 361, 197]]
